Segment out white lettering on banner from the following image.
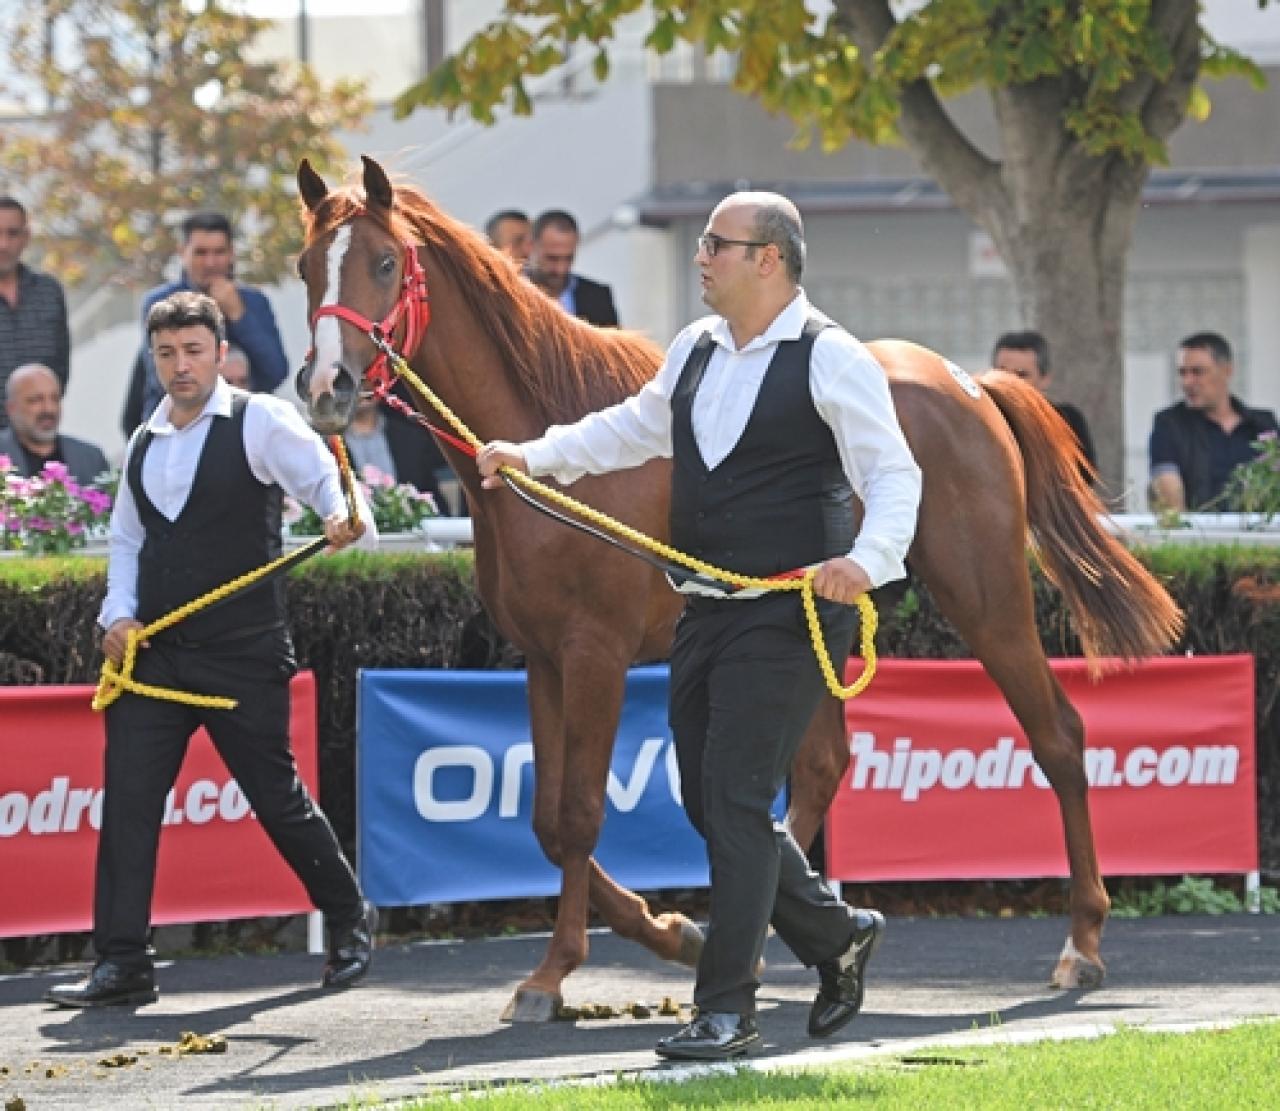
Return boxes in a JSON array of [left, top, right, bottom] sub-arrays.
[[413, 746, 493, 821], [848, 733, 1240, 801], [0, 777, 252, 837], [606, 738, 666, 811], [500, 743, 533, 818], [413, 738, 679, 823]]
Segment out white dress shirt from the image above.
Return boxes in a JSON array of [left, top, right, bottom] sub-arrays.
[[523, 290, 921, 588], [100, 380, 377, 630]]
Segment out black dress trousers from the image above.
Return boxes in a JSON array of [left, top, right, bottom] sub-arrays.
[[668, 591, 859, 1015], [94, 629, 362, 968]]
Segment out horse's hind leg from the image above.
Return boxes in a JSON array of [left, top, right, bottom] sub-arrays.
[[787, 695, 846, 858], [921, 550, 1109, 989], [587, 862, 704, 967]]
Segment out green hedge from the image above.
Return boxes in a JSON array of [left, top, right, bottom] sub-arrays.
[[1, 545, 1276, 869]]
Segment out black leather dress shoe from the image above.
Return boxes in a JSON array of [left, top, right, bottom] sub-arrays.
[[655, 1011, 760, 1061], [808, 908, 885, 1038], [45, 961, 157, 1009], [322, 899, 377, 989]]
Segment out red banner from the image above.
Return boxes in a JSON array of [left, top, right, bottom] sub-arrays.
[[827, 656, 1257, 881], [0, 673, 319, 938]]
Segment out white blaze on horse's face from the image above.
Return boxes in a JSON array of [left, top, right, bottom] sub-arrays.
[[310, 223, 352, 403]]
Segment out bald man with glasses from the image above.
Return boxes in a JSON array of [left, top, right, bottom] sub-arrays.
[[478, 191, 921, 1061]]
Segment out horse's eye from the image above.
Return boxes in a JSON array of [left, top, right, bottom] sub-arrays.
[[378, 255, 396, 276]]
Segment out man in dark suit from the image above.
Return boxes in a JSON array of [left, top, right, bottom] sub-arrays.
[[528, 209, 620, 327], [0, 362, 108, 484]]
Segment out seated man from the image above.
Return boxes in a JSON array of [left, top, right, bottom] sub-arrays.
[[1149, 332, 1279, 511], [991, 330, 1096, 473], [0, 362, 109, 484], [343, 394, 453, 514], [220, 344, 252, 390]]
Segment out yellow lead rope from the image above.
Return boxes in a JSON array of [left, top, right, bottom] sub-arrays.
[[92, 436, 360, 713], [393, 356, 878, 701]]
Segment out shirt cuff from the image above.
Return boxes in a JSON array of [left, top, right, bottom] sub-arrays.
[[848, 540, 908, 591], [522, 439, 558, 477]]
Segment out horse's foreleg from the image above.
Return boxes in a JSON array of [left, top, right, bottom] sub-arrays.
[[502, 661, 577, 1022], [503, 653, 626, 1022]]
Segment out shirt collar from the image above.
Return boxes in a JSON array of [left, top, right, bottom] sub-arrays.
[[708, 288, 813, 354], [147, 376, 233, 436]]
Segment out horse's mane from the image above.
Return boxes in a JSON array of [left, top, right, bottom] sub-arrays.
[[303, 181, 664, 427]]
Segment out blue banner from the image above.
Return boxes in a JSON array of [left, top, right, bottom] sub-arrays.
[[356, 666, 711, 905]]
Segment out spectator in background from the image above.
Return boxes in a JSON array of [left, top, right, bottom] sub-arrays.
[[1149, 331, 1279, 512], [122, 212, 288, 434], [343, 395, 451, 514], [0, 362, 108, 484], [991, 330, 1097, 474], [528, 209, 620, 327], [0, 197, 70, 427], [484, 209, 532, 266], [220, 344, 252, 390]]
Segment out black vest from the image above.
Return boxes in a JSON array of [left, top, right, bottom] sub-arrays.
[[130, 395, 285, 644], [669, 317, 855, 578]]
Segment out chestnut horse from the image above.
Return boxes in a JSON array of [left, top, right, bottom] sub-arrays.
[[295, 157, 1183, 1022]]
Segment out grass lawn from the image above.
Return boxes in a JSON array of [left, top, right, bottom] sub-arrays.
[[364, 1019, 1280, 1109]]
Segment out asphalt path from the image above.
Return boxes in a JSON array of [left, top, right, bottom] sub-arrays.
[[2, 914, 1278, 1109]]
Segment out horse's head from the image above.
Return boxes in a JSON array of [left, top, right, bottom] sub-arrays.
[[294, 155, 429, 435]]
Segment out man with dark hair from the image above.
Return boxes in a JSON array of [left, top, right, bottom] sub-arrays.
[[484, 209, 532, 265], [0, 196, 70, 427], [47, 291, 377, 1009], [528, 209, 619, 327], [0, 362, 108, 484], [123, 211, 288, 433], [991, 330, 1096, 473], [1149, 331, 1279, 511], [479, 191, 920, 1061]]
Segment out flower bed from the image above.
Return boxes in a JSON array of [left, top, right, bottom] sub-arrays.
[[0, 457, 114, 556]]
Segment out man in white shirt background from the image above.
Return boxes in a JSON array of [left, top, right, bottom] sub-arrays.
[[479, 191, 922, 1060]]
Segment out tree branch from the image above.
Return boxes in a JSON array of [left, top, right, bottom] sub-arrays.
[[1138, 0, 1203, 144], [834, 0, 1006, 226]]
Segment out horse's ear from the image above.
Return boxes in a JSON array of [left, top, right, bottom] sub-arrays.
[[361, 155, 395, 213], [298, 159, 330, 212]]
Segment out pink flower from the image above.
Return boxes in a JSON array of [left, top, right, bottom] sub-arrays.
[[361, 464, 395, 489], [0, 454, 11, 472], [41, 460, 70, 482]]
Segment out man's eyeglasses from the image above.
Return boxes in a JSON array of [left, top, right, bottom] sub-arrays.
[[698, 232, 772, 257]]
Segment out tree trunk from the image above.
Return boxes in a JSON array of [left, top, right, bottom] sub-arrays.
[[985, 167, 1145, 496]]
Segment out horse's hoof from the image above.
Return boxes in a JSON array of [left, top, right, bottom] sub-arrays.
[[501, 986, 564, 1023], [1050, 939, 1106, 990], [676, 919, 704, 967]]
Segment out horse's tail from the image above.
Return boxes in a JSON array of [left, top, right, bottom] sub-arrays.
[[978, 371, 1184, 666]]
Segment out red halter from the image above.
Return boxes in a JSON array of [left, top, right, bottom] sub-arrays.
[[309, 224, 431, 394]]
